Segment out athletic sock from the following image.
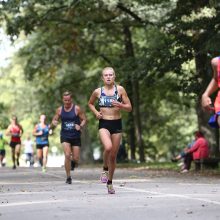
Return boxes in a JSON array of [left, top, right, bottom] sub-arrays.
[[39, 159, 43, 167], [103, 166, 108, 171], [107, 180, 112, 185]]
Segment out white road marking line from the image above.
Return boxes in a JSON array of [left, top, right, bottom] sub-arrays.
[[0, 199, 67, 207], [114, 179, 151, 183], [0, 181, 61, 185], [115, 186, 220, 205], [0, 179, 90, 185], [179, 183, 220, 186]]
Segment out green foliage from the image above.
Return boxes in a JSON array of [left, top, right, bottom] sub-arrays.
[[1, 0, 219, 161], [0, 102, 10, 129]]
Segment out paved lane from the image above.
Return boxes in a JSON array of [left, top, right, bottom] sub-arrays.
[[0, 167, 220, 220]]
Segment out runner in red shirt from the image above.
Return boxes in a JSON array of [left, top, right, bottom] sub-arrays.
[[6, 116, 23, 169]]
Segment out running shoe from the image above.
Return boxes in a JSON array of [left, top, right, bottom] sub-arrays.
[[12, 165, 16, 169], [42, 167, 47, 173], [177, 162, 184, 167], [66, 176, 72, 184], [107, 184, 115, 194], [100, 171, 108, 183], [180, 169, 188, 173]]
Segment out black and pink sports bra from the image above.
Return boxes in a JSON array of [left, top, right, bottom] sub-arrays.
[[98, 85, 122, 108]]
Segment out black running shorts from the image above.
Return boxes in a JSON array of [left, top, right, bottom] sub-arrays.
[[60, 137, 81, 147], [99, 119, 122, 134]]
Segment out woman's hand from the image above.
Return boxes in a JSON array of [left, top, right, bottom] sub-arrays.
[[37, 131, 43, 136], [111, 100, 122, 109], [95, 111, 103, 120], [201, 94, 213, 111]]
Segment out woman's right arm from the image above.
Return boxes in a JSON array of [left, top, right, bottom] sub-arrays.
[[88, 89, 102, 119], [5, 125, 11, 136], [32, 125, 37, 136], [33, 124, 42, 136]]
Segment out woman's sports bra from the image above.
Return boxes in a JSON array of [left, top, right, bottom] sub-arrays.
[[98, 85, 122, 108]]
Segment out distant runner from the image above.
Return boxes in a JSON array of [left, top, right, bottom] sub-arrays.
[[6, 116, 23, 169], [33, 114, 50, 172]]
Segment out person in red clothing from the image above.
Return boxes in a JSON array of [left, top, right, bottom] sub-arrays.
[[6, 116, 23, 169], [181, 131, 209, 173]]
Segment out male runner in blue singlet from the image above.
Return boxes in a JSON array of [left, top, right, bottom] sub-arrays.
[[51, 91, 87, 184]]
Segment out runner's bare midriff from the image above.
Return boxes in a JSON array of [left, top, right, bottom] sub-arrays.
[[100, 107, 121, 120]]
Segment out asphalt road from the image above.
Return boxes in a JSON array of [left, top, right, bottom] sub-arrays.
[[0, 166, 220, 220]]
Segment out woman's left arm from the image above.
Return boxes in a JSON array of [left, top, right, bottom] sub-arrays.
[[19, 124, 24, 137], [112, 86, 132, 112]]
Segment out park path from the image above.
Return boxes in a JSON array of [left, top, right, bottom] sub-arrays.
[[0, 166, 220, 220]]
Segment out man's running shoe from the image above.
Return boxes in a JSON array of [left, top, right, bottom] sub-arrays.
[[66, 176, 72, 184], [107, 184, 115, 194], [12, 165, 16, 169], [42, 167, 47, 173], [100, 171, 108, 183]]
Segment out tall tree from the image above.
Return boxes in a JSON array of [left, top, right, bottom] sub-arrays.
[[1, 0, 211, 161]]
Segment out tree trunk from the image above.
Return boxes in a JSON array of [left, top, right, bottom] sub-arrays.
[[125, 80, 136, 160], [132, 79, 145, 162], [80, 126, 94, 163], [123, 25, 145, 162]]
